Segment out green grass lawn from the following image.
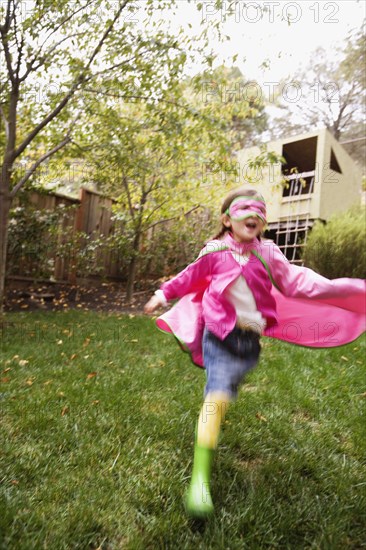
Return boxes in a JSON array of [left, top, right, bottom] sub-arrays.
[[1, 310, 365, 549]]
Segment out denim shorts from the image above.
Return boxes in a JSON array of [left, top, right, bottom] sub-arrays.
[[202, 326, 261, 399]]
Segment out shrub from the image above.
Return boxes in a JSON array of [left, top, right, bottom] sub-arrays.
[[302, 205, 366, 278], [7, 203, 108, 281], [7, 205, 61, 279], [137, 208, 216, 282]]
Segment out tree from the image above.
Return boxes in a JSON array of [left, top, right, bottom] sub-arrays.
[[0, 0, 221, 314], [268, 25, 365, 160], [75, 64, 270, 300], [39, 59, 280, 300], [193, 66, 269, 150]]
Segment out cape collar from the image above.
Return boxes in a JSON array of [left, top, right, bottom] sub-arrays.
[[223, 232, 259, 255]]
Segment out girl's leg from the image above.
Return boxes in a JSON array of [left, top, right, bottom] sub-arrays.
[[185, 327, 261, 517], [185, 390, 231, 517], [197, 390, 230, 448]]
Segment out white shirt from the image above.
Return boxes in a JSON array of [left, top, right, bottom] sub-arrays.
[[156, 249, 266, 334], [224, 251, 266, 334]]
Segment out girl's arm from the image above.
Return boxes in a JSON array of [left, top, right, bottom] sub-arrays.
[[144, 246, 213, 314], [144, 293, 165, 314], [268, 241, 365, 301]]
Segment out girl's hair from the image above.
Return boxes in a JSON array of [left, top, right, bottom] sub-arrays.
[[211, 187, 265, 240]]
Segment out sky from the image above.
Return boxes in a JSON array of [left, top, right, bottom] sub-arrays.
[[155, 0, 365, 86], [143, 0, 364, 135]]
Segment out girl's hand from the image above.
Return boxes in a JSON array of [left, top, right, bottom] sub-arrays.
[[144, 295, 163, 314]]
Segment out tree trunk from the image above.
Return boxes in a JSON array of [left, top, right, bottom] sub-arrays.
[[0, 83, 18, 317], [125, 230, 141, 303], [126, 255, 137, 304], [0, 190, 12, 317]]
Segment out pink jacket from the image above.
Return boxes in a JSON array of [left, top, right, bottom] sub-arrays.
[[156, 232, 366, 367]]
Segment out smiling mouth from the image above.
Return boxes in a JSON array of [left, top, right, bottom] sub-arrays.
[[245, 220, 257, 229]]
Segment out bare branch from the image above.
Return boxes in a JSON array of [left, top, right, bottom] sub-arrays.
[[0, 105, 9, 138], [82, 49, 153, 82], [338, 108, 358, 130], [14, 31, 25, 81], [69, 139, 94, 154], [340, 82, 357, 108], [143, 197, 171, 225], [146, 174, 158, 195], [37, 0, 95, 41], [10, 136, 71, 197], [0, 0, 11, 33], [143, 175, 189, 225], [82, 87, 194, 114], [0, 0, 24, 83], [122, 173, 135, 220], [12, 0, 129, 162], [0, 0, 20, 33], [20, 32, 87, 82], [143, 206, 202, 233], [1, 24, 15, 85], [9, 110, 80, 196]]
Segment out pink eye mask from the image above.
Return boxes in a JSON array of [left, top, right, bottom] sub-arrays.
[[226, 196, 267, 224]]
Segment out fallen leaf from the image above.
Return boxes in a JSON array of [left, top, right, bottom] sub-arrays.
[[57, 340, 63, 345], [1, 377, 10, 383], [255, 412, 268, 422], [86, 372, 97, 379], [70, 354, 77, 360], [25, 379, 34, 386], [18, 360, 29, 367], [341, 356, 349, 361], [242, 385, 258, 393], [83, 338, 91, 347], [61, 406, 69, 416], [3, 368, 11, 373], [11, 480, 19, 485]]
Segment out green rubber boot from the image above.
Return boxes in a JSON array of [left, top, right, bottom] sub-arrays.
[[185, 444, 214, 518]]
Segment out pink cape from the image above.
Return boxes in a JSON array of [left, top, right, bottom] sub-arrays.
[[265, 286, 365, 347], [156, 239, 366, 367], [157, 286, 365, 367]]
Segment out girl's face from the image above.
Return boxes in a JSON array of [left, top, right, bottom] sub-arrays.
[[222, 214, 264, 242], [222, 196, 266, 242]]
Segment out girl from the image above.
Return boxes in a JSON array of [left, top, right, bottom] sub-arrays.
[[144, 187, 365, 518]]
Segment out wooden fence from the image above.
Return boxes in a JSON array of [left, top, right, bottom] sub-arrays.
[[8, 187, 214, 285], [9, 187, 123, 282]]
